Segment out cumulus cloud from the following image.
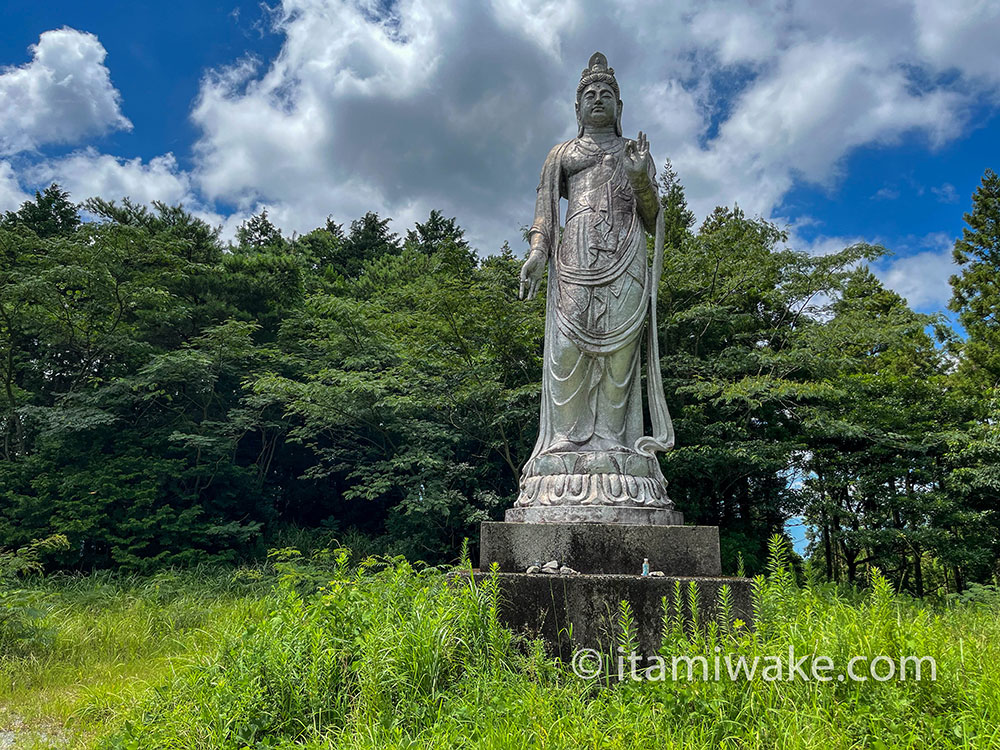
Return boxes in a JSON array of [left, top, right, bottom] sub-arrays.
[[793, 232, 870, 259], [2, 1, 998, 307], [25, 149, 226, 230], [673, 36, 966, 221], [874, 234, 959, 311], [779, 224, 958, 313], [189, 0, 586, 251], [178, 0, 996, 255], [28, 150, 191, 206], [0, 28, 132, 155], [912, 0, 1000, 85], [0, 161, 30, 212]]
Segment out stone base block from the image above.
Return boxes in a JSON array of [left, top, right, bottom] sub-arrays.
[[463, 572, 753, 657], [505, 506, 683, 526], [480, 521, 721, 576]]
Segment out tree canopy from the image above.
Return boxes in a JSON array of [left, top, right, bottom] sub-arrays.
[[0, 175, 997, 591]]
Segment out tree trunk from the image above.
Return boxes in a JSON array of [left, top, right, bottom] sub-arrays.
[[822, 511, 833, 582], [913, 547, 924, 598]]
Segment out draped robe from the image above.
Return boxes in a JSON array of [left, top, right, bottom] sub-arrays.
[[516, 136, 675, 509]]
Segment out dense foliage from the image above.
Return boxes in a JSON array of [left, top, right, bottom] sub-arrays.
[[1, 170, 998, 590], [1, 543, 998, 748]]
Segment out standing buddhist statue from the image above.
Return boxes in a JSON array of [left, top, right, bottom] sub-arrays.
[[510, 52, 679, 525]]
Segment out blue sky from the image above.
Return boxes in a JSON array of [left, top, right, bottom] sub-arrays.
[[2, 0, 1000, 321], [0, 1, 282, 163]]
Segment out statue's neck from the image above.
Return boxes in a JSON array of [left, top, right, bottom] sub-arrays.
[[581, 126, 619, 147]]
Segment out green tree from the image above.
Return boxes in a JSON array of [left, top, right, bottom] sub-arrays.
[[254, 221, 541, 559], [657, 205, 880, 572], [799, 269, 974, 592], [950, 168, 1000, 390], [2, 184, 80, 238], [0, 199, 278, 568], [659, 160, 695, 253], [335, 212, 401, 278], [236, 209, 284, 249]]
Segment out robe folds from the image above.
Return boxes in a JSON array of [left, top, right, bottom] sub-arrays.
[[516, 136, 675, 509]]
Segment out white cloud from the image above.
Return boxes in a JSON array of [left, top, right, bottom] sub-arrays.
[[931, 183, 959, 203], [875, 234, 958, 311], [0, 161, 30, 213], [688, 4, 781, 65], [25, 149, 227, 230], [28, 149, 192, 206], [180, 0, 996, 255], [673, 36, 967, 222], [780, 226, 958, 313], [3, 1, 999, 273], [638, 80, 706, 154], [0, 28, 132, 155], [490, 0, 581, 59], [913, 0, 1000, 85], [792, 232, 870, 259]]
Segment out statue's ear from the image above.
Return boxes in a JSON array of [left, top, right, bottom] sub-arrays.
[[575, 101, 584, 137], [615, 100, 623, 137]]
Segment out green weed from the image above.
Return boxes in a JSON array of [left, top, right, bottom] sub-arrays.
[[0, 542, 998, 749]]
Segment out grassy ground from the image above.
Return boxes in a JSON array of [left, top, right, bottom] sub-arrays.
[[0, 568, 273, 748], [1, 540, 999, 749]]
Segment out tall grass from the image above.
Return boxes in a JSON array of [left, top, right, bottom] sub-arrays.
[[2, 539, 999, 748], [0, 565, 273, 745]]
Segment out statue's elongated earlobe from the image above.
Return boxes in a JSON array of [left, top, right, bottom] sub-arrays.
[[615, 101, 623, 137]]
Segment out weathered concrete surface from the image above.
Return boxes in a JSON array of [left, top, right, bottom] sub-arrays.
[[464, 572, 753, 658], [505, 506, 684, 525], [480, 521, 721, 576]]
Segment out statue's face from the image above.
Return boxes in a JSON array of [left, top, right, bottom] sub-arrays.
[[577, 81, 619, 130]]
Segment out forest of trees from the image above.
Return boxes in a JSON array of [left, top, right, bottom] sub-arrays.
[[1, 167, 999, 594]]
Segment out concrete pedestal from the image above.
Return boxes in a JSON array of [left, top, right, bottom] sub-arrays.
[[465, 572, 754, 657], [475, 519, 752, 656], [481, 521, 721, 576]]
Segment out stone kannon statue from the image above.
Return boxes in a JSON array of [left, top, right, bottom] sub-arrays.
[[510, 52, 680, 525]]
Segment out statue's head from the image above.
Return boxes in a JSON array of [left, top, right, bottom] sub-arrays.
[[576, 52, 622, 137]]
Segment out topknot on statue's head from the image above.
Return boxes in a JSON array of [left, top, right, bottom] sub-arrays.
[[577, 51, 620, 102]]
